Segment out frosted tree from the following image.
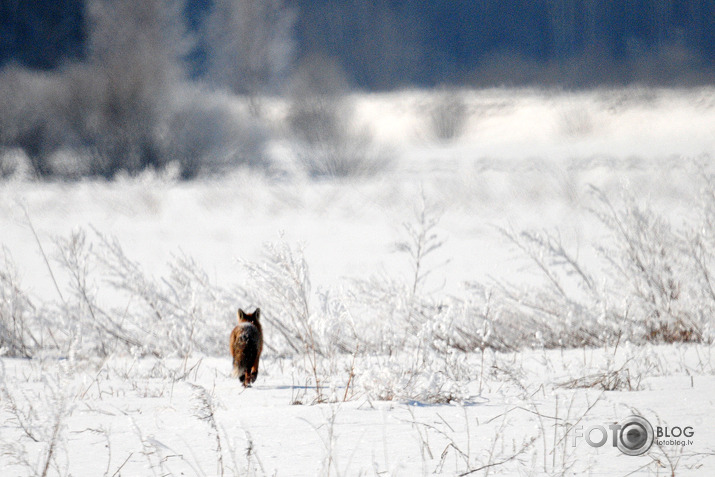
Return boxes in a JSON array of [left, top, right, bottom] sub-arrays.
[[203, 0, 294, 96], [82, 0, 189, 175]]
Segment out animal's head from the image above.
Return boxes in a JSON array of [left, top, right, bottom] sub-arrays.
[[238, 308, 261, 324]]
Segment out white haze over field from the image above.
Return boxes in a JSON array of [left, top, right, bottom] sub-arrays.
[[1, 88, 714, 476], [3, 88, 713, 299]]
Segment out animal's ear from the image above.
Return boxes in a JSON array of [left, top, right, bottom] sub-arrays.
[[254, 308, 260, 320], [238, 309, 245, 320]]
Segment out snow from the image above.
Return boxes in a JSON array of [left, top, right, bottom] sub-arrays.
[[1, 87, 715, 475], [1, 347, 714, 476]]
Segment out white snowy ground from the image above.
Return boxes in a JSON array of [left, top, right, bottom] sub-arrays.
[[1, 346, 714, 476], [1, 87, 715, 475]]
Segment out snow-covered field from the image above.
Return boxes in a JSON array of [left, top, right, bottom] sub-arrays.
[[1, 346, 714, 476], [1, 88, 715, 475]]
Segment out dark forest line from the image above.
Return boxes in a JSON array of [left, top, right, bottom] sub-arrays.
[[1, 0, 713, 89]]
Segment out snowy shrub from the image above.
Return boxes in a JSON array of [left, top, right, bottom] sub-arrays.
[[0, 249, 40, 357], [326, 275, 414, 353], [236, 197, 473, 403], [163, 89, 268, 179], [477, 226, 612, 349], [558, 106, 594, 137], [21, 228, 241, 359], [241, 239, 319, 356], [591, 187, 708, 343], [0, 66, 64, 178], [337, 192, 448, 353], [287, 93, 391, 178], [0, 148, 33, 180], [306, 195, 474, 403], [241, 239, 340, 402], [3, 175, 714, 412], [91, 230, 238, 357], [426, 87, 470, 141], [462, 184, 714, 350], [426, 291, 509, 353], [286, 57, 391, 178], [0, 0, 270, 180], [203, 0, 295, 96], [358, 347, 470, 404], [558, 363, 641, 391], [0, 371, 70, 476], [54, 229, 135, 358]]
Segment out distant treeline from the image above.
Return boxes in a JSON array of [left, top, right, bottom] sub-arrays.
[[1, 0, 713, 88], [292, 0, 715, 88]]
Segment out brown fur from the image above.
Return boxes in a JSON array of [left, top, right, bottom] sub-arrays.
[[230, 308, 263, 387]]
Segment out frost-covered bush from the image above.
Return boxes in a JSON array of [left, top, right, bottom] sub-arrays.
[[0, 367, 70, 476], [4, 178, 715, 405], [12, 228, 241, 359], [0, 63, 268, 180], [0, 148, 32, 180], [0, 249, 40, 357], [426, 88, 470, 141], [236, 195, 471, 404], [90, 230, 239, 357], [0, 0, 270, 180], [469, 226, 614, 349], [591, 186, 711, 343], [163, 89, 267, 179], [459, 184, 714, 350], [287, 93, 391, 178], [203, 0, 295, 96], [286, 57, 391, 178], [241, 240, 319, 356], [0, 66, 66, 178], [558, 106, 594, 137], [358, 351, 469, 404], [241, 239, 345, 402]]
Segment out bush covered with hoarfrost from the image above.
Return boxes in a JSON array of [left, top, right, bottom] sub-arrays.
[[2, 177, 715, 404]]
